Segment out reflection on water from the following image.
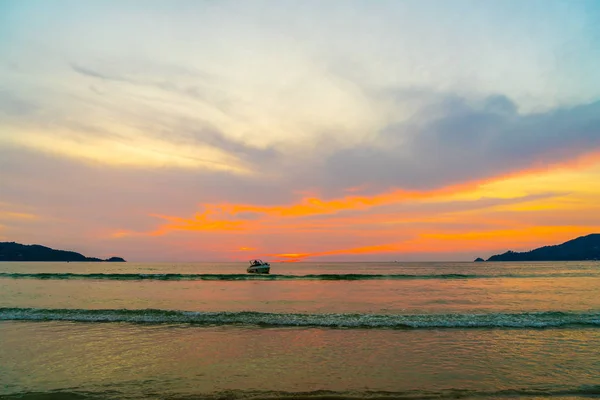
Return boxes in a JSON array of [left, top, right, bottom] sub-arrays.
[[2, 260, 600, 276], [1, 261, 599, 399], [1, 276, 600, 314], [1, 322, 599, 398]]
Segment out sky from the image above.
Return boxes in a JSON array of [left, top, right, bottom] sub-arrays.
[[1, 0, 600, 262]]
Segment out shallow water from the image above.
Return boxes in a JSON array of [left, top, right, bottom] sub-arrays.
[[1, 261, 599, 399]]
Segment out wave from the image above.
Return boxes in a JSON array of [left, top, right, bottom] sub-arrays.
[[3, 386, 600, 400], [1, 308, 599, 329], [0, 272, 594, 281]]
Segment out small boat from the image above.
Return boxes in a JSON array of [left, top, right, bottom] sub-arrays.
[[247, 259, 270, 274]]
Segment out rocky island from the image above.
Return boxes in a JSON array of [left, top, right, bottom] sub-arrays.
[[0, 242, 126, 262], [478, 233, 600, 262]]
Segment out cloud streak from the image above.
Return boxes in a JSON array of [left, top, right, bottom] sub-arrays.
[[1, 0, 600, 260], [319, 95, 600, 193]]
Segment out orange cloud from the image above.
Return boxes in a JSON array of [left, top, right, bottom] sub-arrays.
[[146, 150, 600, 235], [108, 151, 600, 260], [0, 212, 37, 220], [143, 181, 482, 237], [264, 224, 600, 261], [0, 204, 39, 221], [268, 244, 402, 262], [238, 246, 256, 251], [149, 212, 251, 235]]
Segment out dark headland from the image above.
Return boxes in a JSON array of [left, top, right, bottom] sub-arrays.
[[0, 242, 126, 262], [476, 233, 600, 262]]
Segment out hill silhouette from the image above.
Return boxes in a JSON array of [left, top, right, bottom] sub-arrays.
[[486, 233, 600, 261], [0, 242, 126, 262]]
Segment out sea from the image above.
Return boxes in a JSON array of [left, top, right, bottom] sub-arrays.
[[1, 261, 599, 400]]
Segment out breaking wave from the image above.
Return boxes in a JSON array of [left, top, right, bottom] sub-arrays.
[[1, 308, 599, 329]]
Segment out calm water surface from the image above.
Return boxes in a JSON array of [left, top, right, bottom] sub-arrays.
[[1, 261, 599, 399]]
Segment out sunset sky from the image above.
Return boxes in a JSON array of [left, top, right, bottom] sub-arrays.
[[1, 0, 600, 262]]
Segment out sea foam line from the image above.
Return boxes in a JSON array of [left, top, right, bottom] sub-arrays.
[[0, 272, 594, 281], [1, 308, 599, 329]]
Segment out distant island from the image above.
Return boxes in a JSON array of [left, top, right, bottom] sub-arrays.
[[0, 242, 126, 262], [476, 233, 600, 262]]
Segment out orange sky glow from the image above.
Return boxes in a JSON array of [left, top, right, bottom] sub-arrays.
[[102, 152, 600, 262], [1, 1, 599, 261]]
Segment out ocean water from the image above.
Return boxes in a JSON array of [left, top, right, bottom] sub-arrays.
[[1, 261, 599, 400]]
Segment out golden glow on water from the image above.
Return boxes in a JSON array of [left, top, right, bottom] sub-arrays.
[[1, 262, 599, 397], [1, 323, 599, 397], [2, 268, 600, 315]]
